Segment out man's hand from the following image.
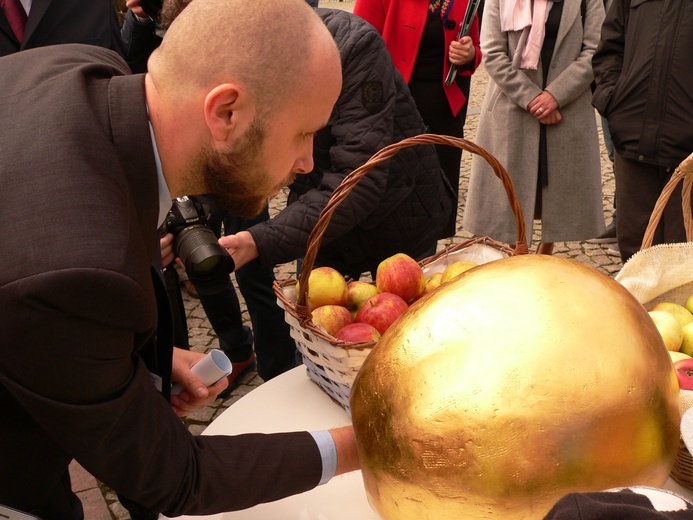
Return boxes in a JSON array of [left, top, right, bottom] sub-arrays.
[[449, 36, 476, 66], [170, 348, 229, 417], [528, 91, 562, 124], [160, 232, 175, 267], [218, 231, 259, 270]]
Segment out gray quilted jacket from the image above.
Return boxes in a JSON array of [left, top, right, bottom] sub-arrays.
[[248, 9, 454, 278]]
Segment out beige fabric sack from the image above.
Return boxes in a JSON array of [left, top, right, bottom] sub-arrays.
[[616, 152, 693, 309]]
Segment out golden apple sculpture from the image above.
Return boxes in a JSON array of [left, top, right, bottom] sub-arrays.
[[350, 255, 680, 520]]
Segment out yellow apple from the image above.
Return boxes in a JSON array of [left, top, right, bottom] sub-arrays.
[[423, 272, 443, 293], [648, 310, 684, 351], [297, 266, 348, 311], [345, 281, 380, 312], [441, 260, 477, 284], [651, 301, 693, 328], [311, 304, 353, 336], [686, 293, 693, 315], [681, 322, 693, 357]]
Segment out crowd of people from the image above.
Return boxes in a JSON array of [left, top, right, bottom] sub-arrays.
[[1, 0, 692, 518]]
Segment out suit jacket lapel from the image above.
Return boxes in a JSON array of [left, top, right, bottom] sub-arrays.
[[22, 0, 51, 44]]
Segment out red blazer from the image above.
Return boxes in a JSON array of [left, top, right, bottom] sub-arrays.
[[354, 0, 482, 117]]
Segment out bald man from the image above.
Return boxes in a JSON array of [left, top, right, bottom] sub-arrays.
[[0, 0, 357, 518]]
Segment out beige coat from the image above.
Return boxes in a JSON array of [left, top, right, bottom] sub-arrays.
[[462, 0, 606, 247]]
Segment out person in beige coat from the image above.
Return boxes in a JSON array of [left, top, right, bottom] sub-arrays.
[[462, 0, 606, 253]]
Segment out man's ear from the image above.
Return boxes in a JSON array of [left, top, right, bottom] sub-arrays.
[[203, 84, 244, 143]]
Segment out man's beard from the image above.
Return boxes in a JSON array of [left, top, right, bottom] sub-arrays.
[[189, 118, 275, 218]]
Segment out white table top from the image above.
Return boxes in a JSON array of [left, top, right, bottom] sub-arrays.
[[169, 366, 693, 519], [169, 366, 378, 520]]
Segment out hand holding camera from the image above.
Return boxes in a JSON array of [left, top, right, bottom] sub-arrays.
[[164, 196, 234, 295]]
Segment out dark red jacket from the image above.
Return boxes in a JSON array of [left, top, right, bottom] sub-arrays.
[[354, 0, 482, 117]]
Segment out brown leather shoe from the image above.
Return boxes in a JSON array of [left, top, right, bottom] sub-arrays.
[[218, 353, 257, 398]]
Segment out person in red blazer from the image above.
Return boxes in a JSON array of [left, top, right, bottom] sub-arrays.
[[354, 0, 482, 238]]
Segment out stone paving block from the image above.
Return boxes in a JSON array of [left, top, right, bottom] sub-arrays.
[[69, 461, 97, 493], [76, 488, 112, 520]]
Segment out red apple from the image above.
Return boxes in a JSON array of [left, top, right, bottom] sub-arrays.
[[297, 266, 348, 311], [355, 292, 409, 335], [345, 280, 381, 312], [375, 253, 426, 303], [334, 322, 381, 343], [311, 304, 353, 337], [675, 358, 693, 391]]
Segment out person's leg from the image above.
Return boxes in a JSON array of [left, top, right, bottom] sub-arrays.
[[408, 77, 467, 239], [198, 287, 254, 364], [43, 469, 85, 520], [195, 212, 254, 365], [235, 259, 297, 381], [587, 117, 617, 245], [614, 152, 668, 263], [224, 208, 297, 381]]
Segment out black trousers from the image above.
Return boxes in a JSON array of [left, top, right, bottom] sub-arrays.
[[614, 151, 692, 263], [202, 207, 297, 381], [408, 76, 471, 238]]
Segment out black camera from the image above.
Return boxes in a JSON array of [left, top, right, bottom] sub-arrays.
[[165, 196, 234, 295]]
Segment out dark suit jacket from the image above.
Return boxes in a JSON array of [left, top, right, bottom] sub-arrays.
[[0, 0, 124, 57], [0, 44, 322, 518]]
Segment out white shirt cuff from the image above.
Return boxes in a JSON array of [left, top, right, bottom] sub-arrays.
[[309, 430, 337, 486]]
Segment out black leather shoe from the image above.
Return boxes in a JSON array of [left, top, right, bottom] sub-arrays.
[[218, 353, 257, 399], [586, 221, 617, 244]]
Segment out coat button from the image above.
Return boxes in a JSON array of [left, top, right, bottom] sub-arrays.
[[446, 19, 457, 30]]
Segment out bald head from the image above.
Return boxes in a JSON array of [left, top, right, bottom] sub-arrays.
[[148, 0, 336, 115]]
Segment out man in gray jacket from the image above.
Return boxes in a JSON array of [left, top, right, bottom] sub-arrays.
[[592, 0, 693, 262]]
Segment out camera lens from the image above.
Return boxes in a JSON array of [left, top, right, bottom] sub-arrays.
[[190, 256, 222, 275], [175, 225, 234, 295]]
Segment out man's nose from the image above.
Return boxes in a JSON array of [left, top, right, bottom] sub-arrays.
[[293, 141, 315, 175]]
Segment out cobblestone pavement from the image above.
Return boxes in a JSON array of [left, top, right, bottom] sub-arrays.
[[76, 1, 620, 516]]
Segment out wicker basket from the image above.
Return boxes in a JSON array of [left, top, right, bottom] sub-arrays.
[[273, 134, 528, 414], [615, 153, 693, 489]]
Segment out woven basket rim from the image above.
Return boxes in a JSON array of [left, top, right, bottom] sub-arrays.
[[273, 237, 518, 350], [290, 134, 528, 330], [641, 152, 693, 249]]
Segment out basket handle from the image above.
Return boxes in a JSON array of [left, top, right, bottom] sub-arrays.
[[294, 133, 528, 323], [640, 152, 693, 250]]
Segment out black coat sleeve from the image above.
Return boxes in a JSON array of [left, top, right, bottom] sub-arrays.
[[591, 0, 628, 115], [249, 12, 402, 268]]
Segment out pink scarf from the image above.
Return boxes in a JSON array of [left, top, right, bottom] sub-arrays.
[[499, 0, 553, 69]]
